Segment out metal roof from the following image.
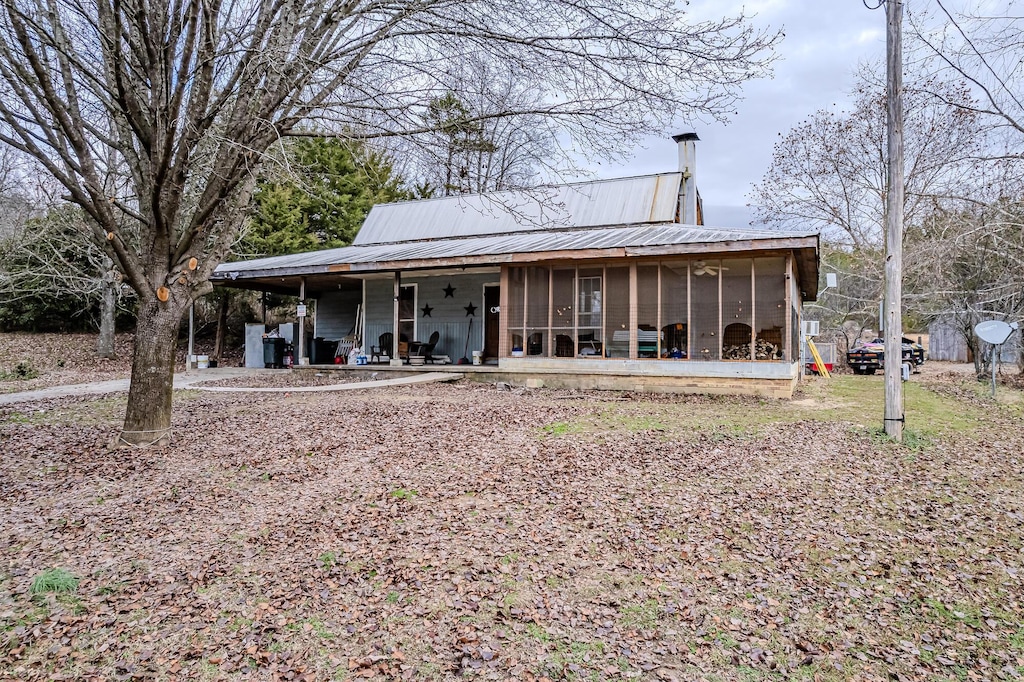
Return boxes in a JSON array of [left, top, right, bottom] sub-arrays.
[[215, 223, 817, 277], [352, 173, 684, 245]]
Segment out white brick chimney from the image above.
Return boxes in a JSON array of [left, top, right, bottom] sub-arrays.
[[673, 132, 699, 224]]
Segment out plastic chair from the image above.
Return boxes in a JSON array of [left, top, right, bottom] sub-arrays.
[[415, 330, 441, 363], [371, 332, 393, 364]]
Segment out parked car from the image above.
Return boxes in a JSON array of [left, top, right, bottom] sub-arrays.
[[847, 337, 926, 375]]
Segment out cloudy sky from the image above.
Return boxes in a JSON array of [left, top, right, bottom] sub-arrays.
[[599, 0, 891, 227]]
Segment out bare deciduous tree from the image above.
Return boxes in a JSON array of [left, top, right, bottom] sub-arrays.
[[909, 1, 1024, 148], [750, 66, 989, 249], [0, 0, 781, 446], [906, 202, 1024, 374], [0, 203, 130, 341]]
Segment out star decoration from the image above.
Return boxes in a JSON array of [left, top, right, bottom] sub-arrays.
[[443, 283, 455, 298], [464, 302, 477, 316], [421, 303, 433, 318]]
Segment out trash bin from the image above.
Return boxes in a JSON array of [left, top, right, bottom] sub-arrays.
[[311, 337, 336, 365], [263, 337, 285, 368]]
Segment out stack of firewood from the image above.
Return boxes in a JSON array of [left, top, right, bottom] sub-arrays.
[[722, 339, 782, 360]]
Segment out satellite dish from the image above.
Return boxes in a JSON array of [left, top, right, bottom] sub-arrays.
[[974, 320, 1018, 345]]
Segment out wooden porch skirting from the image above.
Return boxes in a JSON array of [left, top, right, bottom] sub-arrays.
[[300, 358, 801, 398]]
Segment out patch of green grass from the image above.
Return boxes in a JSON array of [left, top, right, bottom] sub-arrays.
[[925, 598, 984, 628], [538, 639, 607, 679], [619, 599, 660, 630], [229, 616, 254, 632], [0, 602, 49, 632], [386, 591, 400, 604], [389, 487, 418, 500], [824, 376, 978, 438], [305, 618, 336, 639], [540, 421, 578, 437], [1010, 626, 1024, 650], [318, 551, 338, 569], [30, 568, 79, 596], [525, 622, 551, 643]]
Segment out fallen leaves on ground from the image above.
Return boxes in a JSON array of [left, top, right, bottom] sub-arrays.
[[0, 333, 244, 394], [0, 372, 1022, 681], [199, 370, 372, 389]]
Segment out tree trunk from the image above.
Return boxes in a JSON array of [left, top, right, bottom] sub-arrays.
[[212, 291, 229, 364], [969, 337, 983, 376], [96, 270, 117, 358], [119, 299, 183, 447]]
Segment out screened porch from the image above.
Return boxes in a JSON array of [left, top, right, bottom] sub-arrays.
[[501, 256, 798, 364]]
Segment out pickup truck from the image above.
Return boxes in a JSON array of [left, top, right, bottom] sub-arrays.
[[847, 337, 926, 375]]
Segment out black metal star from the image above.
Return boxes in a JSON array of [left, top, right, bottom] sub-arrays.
[[464, 302, 477, 316], [443, 283, 455, 298], [421, 303, 433, 318]]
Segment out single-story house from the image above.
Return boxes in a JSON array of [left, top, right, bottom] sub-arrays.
[[213, 134, 820, 397]]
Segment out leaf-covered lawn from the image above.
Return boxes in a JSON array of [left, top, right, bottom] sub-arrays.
[[1, 371, 1022, 681]]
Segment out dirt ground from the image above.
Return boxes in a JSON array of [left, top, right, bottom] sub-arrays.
[[1, 335, 1022, 681]]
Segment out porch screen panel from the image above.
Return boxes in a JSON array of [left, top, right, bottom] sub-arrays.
[[507, 267, 525, 354], [526, 266, 550, 356], [604, 266, 630, 358], [791, 273, 800, 364], [721, 259, 753, 360], [660, 261, 688, 359], [754, 257, 786, 361], [690, 260, 720, 360], [552, 268, 576, 357], [577, 269, 603, 356], [637, 264, 660, 358]]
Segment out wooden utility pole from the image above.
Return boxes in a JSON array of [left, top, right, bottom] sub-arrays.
[[884, 0, 905, 440]]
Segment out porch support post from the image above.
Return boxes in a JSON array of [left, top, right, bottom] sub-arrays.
[[629, 262, 638, 359], [785, 254, 793, 363], [749, 260, 756, 362], [297, 277, 306, 365], [391, 272, 403, 366], [499, 267, 509, 358]]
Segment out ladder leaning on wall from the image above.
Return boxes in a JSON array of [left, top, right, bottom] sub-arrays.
[[806, 337, 831, 378]]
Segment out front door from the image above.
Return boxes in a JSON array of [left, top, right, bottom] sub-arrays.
[[484, 285, 500, 360]]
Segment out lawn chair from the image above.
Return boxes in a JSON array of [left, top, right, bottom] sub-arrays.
[[414, 330, 441, 363], [371, 332, 393, 364]]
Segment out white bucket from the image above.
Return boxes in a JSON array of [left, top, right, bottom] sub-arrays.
[[472, 351, 483, 365], [197, 354, 210, 369]]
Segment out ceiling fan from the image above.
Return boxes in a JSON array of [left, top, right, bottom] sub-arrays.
[[693, 260, 728, 276]]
